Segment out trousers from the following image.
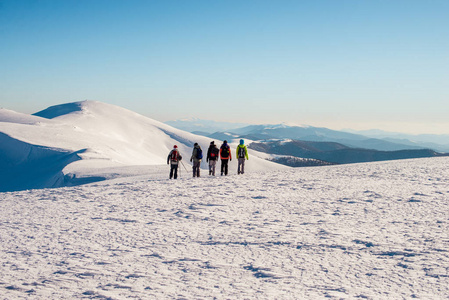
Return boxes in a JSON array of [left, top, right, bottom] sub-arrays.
[[170, 164, 178, 179], [192, 160, 201, 177], [238, 157, 245, 174], [221, 159, 229, 175], [209, 160, 217, 176]]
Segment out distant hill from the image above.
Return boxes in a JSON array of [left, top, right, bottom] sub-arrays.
[[166, 119, 441, 152], [166, 119, 449, 166], [208, 125, 426, 152], [165, 118, 249, 134], [268, 155, 336, 167], [250, 140, 447, 165], [343, 129, 449, 152]]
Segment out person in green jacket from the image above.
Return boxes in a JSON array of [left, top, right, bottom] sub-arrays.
[[236, 139, 249, 174]]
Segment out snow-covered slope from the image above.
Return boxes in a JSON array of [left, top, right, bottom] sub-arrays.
[[0, 108, 50, 125], [0, 157, 448, 298], [0, 101, 285, 191]]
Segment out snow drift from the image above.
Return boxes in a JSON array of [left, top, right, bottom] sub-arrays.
[[0, 101, 286, 192]]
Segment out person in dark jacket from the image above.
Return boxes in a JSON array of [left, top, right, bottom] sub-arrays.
[[167, 145, 182, 179], [206, 141, 220, 176], [219, 140, 232, 176], [190, 143, 202, 177]]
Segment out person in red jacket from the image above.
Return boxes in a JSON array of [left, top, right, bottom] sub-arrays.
[[219, 140, 231, 176], [167, 145, 182, 179]]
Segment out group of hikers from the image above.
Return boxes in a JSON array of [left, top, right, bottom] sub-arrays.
[[167, 139, 249, 179]]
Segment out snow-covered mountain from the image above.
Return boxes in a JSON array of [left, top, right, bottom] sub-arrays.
[[0, 101, 284, 192], [250, 140, 445, 165], [227, 124, 442, 151], [166, 119, 447, 152], [344, 128, 449, 152], [165, 118, 250, 134]]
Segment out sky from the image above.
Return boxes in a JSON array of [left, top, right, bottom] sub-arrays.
[[1, 0, 448, 134]]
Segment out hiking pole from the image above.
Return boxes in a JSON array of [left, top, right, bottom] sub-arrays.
[[181, 160, 189, 173]]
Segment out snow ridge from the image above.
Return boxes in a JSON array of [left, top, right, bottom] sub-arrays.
[[33, 101, 84, 119]]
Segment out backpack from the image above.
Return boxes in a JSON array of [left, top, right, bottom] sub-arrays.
[[171, 150, 178, 161], [238, 146, 246, 158], [221, 145, 230, 158], [210, 147, 219, 158], [196, 147, 203, 159]]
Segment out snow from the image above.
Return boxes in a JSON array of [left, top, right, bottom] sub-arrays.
[[1, 101, 449, 298], [0, 157, 448, 298], [0, 101, 285, 192], [0, 108, 50, 125], [264, 123, 309, 130], [165, 118, 250, 134]]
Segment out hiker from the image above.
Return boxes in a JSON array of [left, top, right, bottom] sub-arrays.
[[206, 141, 220, 176], [190, 142, 203, 177], [167, 145, 182, 179], [236, 139, 249, 174], [219, 140, 232, 176]]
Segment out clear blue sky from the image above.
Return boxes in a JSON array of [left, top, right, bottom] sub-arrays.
[[1, 0, 448, 134]]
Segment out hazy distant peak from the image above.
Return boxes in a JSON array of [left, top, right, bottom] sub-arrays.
[[263, 123, 310, 130], [165, 118, 250, 133], [177, 117, 202, 122], [282, 122, 310, 128]]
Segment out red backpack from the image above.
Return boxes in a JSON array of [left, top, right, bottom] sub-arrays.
[[171, 150, 178, 161]]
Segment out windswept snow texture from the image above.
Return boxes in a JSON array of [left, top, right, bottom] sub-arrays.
[[1, 157, 449, 299]]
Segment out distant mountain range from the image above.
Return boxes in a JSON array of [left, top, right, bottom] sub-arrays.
[[165, 118, 250, 136], [165, 119, 449, 167], [165, 119, 449, 152], [250, 140, 446, 165], [343, 128, 449, 152]]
